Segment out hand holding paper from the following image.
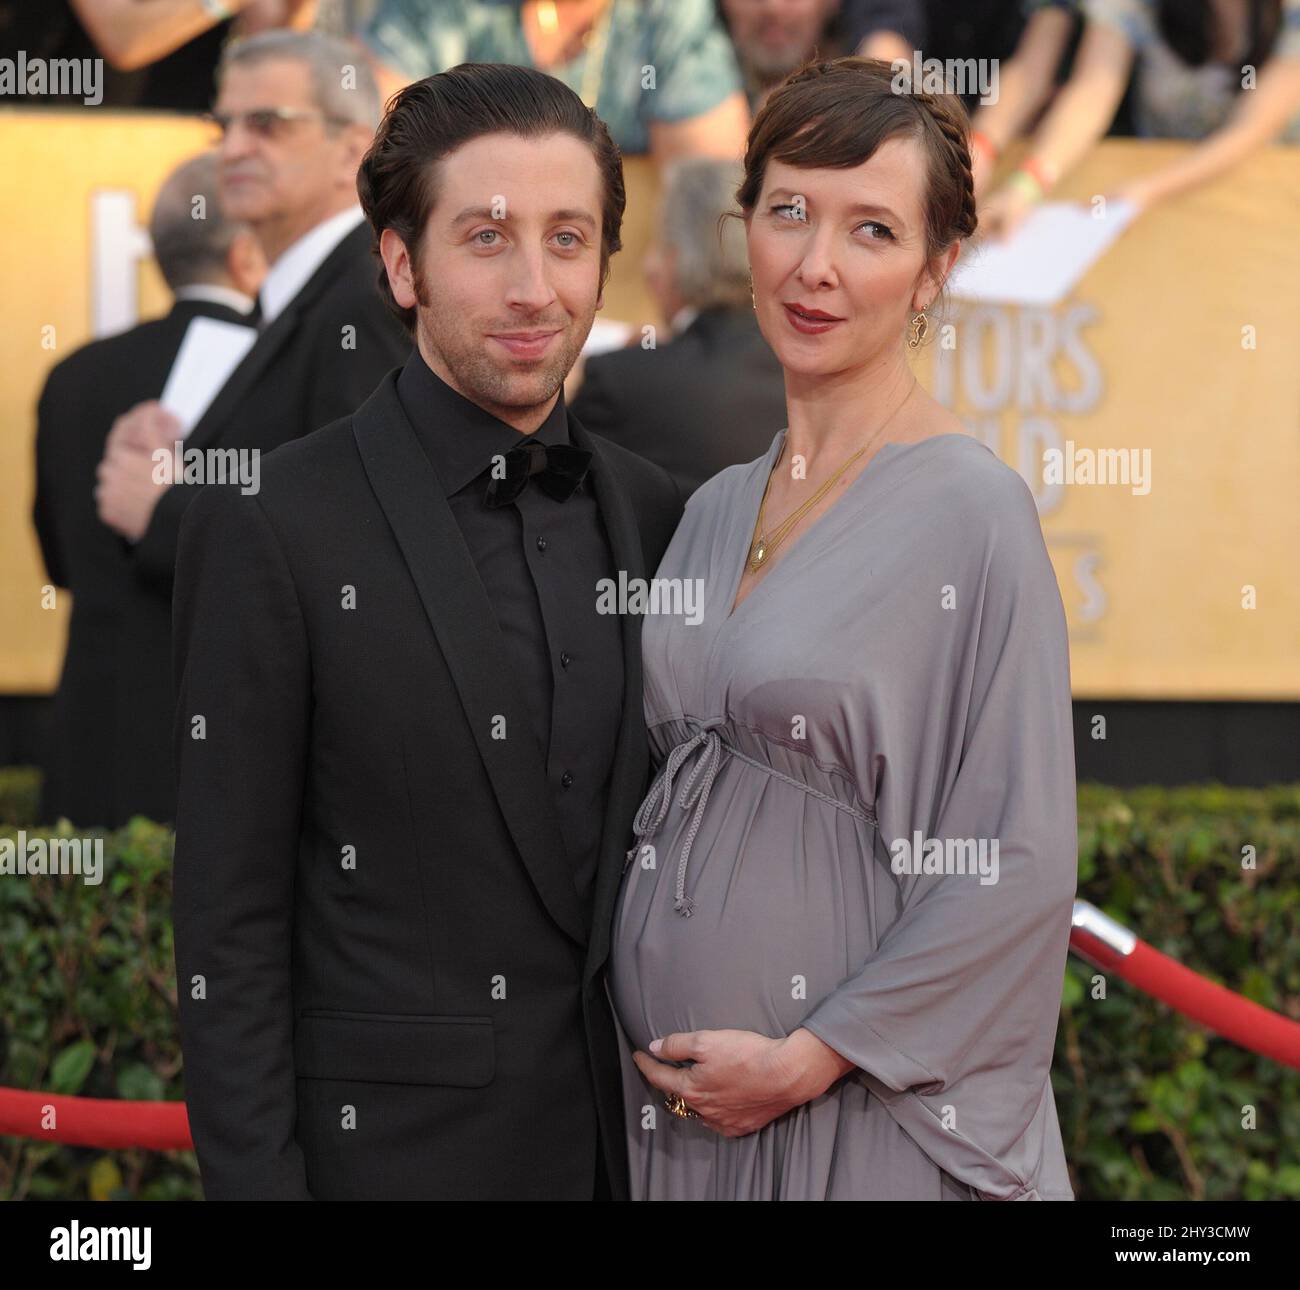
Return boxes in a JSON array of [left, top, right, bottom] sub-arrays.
[[951, 199, 1138, 307]]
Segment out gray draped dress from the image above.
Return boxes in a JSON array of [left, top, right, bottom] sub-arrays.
[[606, 428, 1078, 1200]]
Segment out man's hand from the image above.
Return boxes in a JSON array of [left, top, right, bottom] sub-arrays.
[[631, 1026, 856, 1137], [96, 400, 182, 541]]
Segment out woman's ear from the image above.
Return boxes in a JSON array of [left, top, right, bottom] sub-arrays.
[[932, 240, 962, 298], [916, 241, 963, 309]]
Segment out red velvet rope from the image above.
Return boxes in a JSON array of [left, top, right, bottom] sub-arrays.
[[0, 1086, 192, 1150], [1069, 925, 1300, 1070], [2, 912, 1297, 1148]]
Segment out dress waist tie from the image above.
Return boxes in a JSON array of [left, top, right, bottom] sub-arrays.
[[629, 716, 876, 918]]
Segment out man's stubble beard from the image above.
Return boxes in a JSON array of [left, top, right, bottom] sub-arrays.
[[414, 279, 594, 413]]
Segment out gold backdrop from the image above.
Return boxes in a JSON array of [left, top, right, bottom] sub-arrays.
[[2, 114, 1297, 698]]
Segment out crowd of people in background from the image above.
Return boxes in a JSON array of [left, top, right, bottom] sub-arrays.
[[8, 2, 1300, 825], [5, 3, 1299, 219]]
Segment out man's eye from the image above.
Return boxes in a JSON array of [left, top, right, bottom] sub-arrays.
[[475, 229, 500, 245], [555, 231, 579, 247]]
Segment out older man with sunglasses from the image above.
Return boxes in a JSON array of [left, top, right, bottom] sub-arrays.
[[94, 29, 410, 591]]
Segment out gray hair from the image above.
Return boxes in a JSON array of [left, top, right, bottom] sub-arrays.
[[658, 158, 751, 312], [217, 29, 381, 129], [149, 151, 247, 290]]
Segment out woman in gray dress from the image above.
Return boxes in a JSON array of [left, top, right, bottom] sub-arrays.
[[606, 57, 1079, 1200]]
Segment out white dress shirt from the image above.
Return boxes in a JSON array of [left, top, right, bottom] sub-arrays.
[[172, 284, 257, 316], [668, 304, 699, 339], [258, 205, 366, 325]]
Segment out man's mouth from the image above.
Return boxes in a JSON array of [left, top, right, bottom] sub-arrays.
[[488, 329, 562, 360]]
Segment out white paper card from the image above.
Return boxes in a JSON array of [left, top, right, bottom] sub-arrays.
[[582, 317, 636, 357], [948, 199, 1138, 307], [160, 316, 259, 436]]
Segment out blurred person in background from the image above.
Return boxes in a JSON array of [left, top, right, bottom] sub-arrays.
[[720, 1, 927, 113], [571, 157, 786, 495], [357, 0, 750, 162], [981, 0, 1300, 237], [845, 0, 926, 61], [94, 29, 410, 593], [32, 151, 264, 829], [967, 0, 1083, 198], [0, 0, 315, 111], [71, 0, 317, 74]]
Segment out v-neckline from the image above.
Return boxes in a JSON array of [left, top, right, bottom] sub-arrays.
[[722, 429, 969, 623]]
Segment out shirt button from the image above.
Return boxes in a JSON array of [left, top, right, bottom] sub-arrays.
[[560, 652, 571, 669], [561, 771, 574, 788], [535, 536, 547, 551]]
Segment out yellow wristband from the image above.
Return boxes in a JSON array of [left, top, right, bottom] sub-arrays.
[[1008, 168, 1044, 202]]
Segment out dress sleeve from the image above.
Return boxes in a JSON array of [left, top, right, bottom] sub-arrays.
[[797, 470, 1078, 1200]]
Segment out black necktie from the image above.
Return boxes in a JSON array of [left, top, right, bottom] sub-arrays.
[[247, 294, 265, 330], [483, 440, 593, 508]]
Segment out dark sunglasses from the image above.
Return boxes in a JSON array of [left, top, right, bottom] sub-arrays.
[[203, 106, 351, 139]]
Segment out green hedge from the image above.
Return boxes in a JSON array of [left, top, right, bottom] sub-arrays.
[[2, 767, 1298, 1200]]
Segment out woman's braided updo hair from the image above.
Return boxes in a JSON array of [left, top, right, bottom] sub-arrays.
[[733, 57, 978, 329]]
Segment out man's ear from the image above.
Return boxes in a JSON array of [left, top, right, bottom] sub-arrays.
[[379, 227, 418, 311]]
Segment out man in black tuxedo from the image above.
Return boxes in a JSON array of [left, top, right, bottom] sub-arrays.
[[571, 158, 786, 496], [171, 63, 684, 1200], [94, 30, 410, 595], [32, 151, 264, 829]]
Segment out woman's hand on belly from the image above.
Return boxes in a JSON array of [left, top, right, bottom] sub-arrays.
[[631, 1026, 857, 1137]]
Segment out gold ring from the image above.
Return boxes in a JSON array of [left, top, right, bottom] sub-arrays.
[[664, 1093, 699, 1119]]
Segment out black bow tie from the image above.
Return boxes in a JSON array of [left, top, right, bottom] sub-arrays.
[[483, 440, 593, 508]]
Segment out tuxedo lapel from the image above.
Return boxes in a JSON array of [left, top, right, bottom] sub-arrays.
[[351, 374, 589, 947], [569, 413, 651, 983], [185, 223, 371, 452]]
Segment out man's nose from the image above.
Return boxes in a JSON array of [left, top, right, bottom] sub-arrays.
[[219, 119, 260, 161], [506, 251, 557, 313]]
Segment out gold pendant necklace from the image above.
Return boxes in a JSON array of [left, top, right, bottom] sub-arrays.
[[748, 382, 917, 571]]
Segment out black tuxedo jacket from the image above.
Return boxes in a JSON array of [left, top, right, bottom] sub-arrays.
[[171, 371, 683, 1200], [571, 303, 787, 496], [32, 297, 250, 828], [132, 221, 411, 595]]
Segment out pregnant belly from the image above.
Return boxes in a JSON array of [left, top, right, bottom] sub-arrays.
[[607, 779, 876, 1055]]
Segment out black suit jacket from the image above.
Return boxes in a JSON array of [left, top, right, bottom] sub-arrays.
[[571, 304, 788, 496], [132, 220, 411, 595], [171, 371, 683, 1200], [32, 297, 250, 828]]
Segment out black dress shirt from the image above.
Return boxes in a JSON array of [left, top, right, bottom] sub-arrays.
[[396, 348, 625, 927]]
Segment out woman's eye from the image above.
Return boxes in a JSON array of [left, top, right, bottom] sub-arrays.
[[858, 221, 894, 241], [771, 203, 806, 222]]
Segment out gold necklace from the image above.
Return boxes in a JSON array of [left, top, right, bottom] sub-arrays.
[[748, 383, 917, 571]]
